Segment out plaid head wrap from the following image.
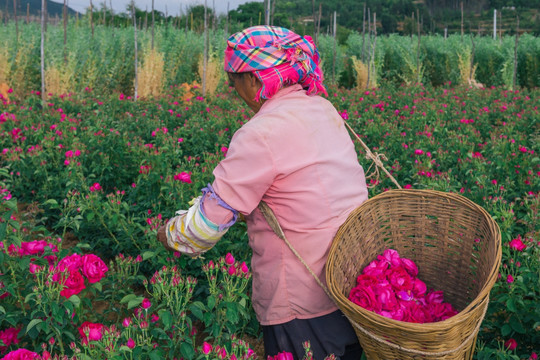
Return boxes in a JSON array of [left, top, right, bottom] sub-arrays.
[[224, 26, 327, 101]]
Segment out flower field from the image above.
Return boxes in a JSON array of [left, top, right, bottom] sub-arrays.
[[0, 79, 538, 359]]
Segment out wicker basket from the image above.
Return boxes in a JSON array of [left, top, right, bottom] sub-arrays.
[[326, 189, 502, 360]]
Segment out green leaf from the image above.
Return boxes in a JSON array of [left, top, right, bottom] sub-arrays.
[[207, 295, 216, 310], [509, 316, 526, 334], [26, 319, 43, 334], [180, 343, 195, 359], [43, 199, 59, 207], [226, 302, 239, 324], [68, 295, 81, 307], [120, 294, 138, 304], [93, 282, 103, 292], [141, 251, 155, 261], [158, 309, 172, 329], [0, 306, 5, 314], [506, 298, 516, 312], [127, 297, 143, 310], [188, 301, 205, 321], [86, 212, 95, 221], [501, 323, 512, 337], [149, 351, 163, 360]]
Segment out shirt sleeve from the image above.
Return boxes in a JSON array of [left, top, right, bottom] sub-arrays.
[[212, 125, 276, 215]]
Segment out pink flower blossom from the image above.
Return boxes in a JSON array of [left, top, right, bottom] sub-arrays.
[[1, 348, 39, 360], [81, 254, 108, 283], [224, 253, 235, 265], [504, 338, 517, 351], [173, 172, 192, 183], [78, 322, 104, 344], [142, 298, 152, 309], [507, 274, 514, 283], [127, 338, 135, 349], [509, 237, 526, 251], [89, 183, 102, 192], [202, 342, 212, 355]]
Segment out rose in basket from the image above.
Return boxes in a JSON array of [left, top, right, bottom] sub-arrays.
[[348, 249, 457, 323]]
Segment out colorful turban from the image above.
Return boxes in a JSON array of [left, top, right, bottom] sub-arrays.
[[224, 26, 327, 101]]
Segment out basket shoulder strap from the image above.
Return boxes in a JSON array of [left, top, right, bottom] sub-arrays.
[[257, 201, 332, 299]]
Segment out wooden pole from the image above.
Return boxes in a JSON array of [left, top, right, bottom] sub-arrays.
[[151, 0, 155, 50], [316, 3, 322, 45], [332, 11, 336, 84], [13, 0, 18, 40], [90, 0, 94, 38], [469, 35, 476, 84], [41, 0, 46, 102], [361, 3, 366, 62], [132, 1, 138, 101], [493, 9, 497, 40], [26, 3, 29, 24], [512, 16, 519, 91], [225, 2, 229, 39], [416, 8, 421, 84], [110, 0, 114, 37], [461, 1, 464, 42], [63, 0, 67, 64], [203, 0, 207, 97]]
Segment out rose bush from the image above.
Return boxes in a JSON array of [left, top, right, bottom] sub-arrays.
[[0, 78, 538, 358]]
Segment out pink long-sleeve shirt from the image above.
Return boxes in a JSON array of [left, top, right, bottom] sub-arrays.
[[208, 84, 368, 325]]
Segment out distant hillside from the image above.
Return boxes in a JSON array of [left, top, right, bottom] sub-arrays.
[[0, 0, 78, 17]]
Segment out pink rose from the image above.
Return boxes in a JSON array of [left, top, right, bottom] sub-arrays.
[[59, 270, 86, 298], [362, 259, 388, 277], [127, 338, 135, 349], [348, 285, 381, 312], [57, 253, 82, 273], [400, 257, 419, 277], [1, 348, 39, 360], [20, 240, 58, 256], [381, 249, 401, 267], [0, 327, 20, 353], [411, 278, 427, 298], [202, 342, 212, 355], [142, 298, 152, 309], [28, 262, 43, 274], [509, 237, 526, 251], [78, 321, 104, 344], [373, 283, 399, 311], [224, 253, 235, 265], [81, 254, 108, 283], [355, 274, 378, 289], [425, 290, 444, 304], [240, 262, 249, 274], [504, 338, 517, 351], [386, 267, 414, 291], [427, 302, 457, 322]]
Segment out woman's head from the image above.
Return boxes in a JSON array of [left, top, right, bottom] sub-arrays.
[[224, 26, 327, 104]]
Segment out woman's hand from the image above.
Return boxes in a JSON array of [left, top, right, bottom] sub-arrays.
[[157, 224, 175, 252]]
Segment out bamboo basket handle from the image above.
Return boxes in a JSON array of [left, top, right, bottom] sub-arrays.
[[257, 201, 488, 357]]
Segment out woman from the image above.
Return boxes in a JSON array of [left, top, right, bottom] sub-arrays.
[[158, 26, 367, 359]]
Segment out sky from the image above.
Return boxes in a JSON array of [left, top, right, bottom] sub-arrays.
[[49, 0, 263, 16]]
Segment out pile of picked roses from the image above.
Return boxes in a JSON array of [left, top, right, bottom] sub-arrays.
[[348, 249, 458, 323]]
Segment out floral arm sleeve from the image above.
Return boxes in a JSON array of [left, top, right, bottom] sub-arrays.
[[165, 184, 239, 257]]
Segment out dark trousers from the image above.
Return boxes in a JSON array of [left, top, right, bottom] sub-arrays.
[[263, 310, 364, 360]]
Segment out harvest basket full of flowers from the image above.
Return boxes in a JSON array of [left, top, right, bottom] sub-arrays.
[[326, 189, 502, 360]]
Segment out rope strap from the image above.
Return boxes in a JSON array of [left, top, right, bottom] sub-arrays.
[[343, 120, 402, 190]]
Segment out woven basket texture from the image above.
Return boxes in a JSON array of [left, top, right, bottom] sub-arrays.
[[326, 189, 502, 360]]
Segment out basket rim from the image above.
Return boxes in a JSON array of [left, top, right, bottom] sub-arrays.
[[326, 188, 503, 330]]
